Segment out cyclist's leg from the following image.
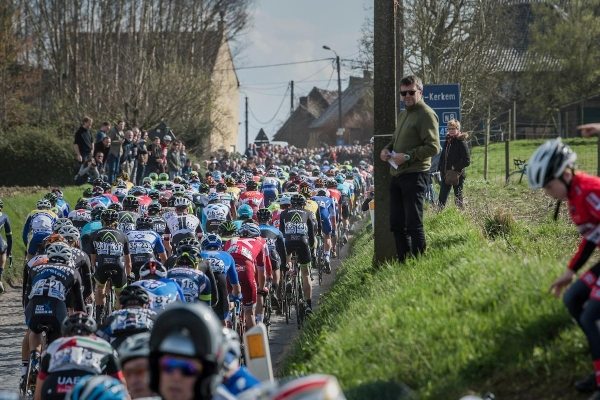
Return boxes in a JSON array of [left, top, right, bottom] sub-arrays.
[[237, 262, 257, 328], [298, 243, 312, 309], [111, 265, 128, 309], [578, 293, 600, 391], [94, 264, 111, 317], [564, 268, 598, 325]]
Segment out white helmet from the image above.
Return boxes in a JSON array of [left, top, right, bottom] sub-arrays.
[[58, 225, 81, 243], [46, 242, 72, 263], [173, 197, 191, 209], [527, 138, 576, 189]]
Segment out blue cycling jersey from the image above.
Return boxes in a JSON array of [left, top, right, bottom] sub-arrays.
[[0, 212, 12, 254], [222, 366, 261, 395], [311, 195, 335, 220], [56, 198, 71, 218], [167, 267, 212, 304], [132, 278, 185, 312], [200, 250, 239, 285], [126, 229, 166, 259]]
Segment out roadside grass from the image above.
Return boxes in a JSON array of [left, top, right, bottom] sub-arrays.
[[0, 186, 88, 281], [282, 181, 591, 399]]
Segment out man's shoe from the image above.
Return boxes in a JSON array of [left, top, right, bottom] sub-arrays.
[[576, 373, 596, 393], [323, 259, 332, 274]]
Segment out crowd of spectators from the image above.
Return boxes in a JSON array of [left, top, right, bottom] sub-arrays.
[[74, 117, 190, 185]]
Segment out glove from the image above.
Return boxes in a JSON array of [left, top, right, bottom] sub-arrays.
[[8, 255, 12, 267], [127, 272, 136, 285], [228, 293, 242, 303]]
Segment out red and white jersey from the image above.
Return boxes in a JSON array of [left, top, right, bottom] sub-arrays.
[[224, 236, 272, 277], [239, 191, 265, 212], [567, 172, 600, 271]]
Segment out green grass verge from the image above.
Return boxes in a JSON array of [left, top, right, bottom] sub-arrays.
[[282, 182, 591, 399], [0, 186, 89, 281]]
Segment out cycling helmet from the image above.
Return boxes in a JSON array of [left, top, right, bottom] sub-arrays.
[[314, 178, 325, 188], [148, 172, 159, 181], [311, 168, 321, 177], [335, 174, 345, 184], [147, 202, 162, 216], [66, 375, 127, 400], [74, 198, 92, 210], [44, 192, 58, 206], [222, 328, 242, 372], [172, 184, 185, 196], [136, 216, 154, 230], [130, 186, 147, 196], [300, 185, 312, 198], [279, 194, 291, 206], [115, 179, 127, 189], [123, 195, 140, 210], [36, 199, 52, 210], [287, 183, 298, 193], [43, 233, 65, 250], [101, 209, 119, 224], [47, 241, 72, 263], [147, 189, 160, 201], [119, 285, 150, 307], [316, 189, 328, 197], [256, 208, 272, 223], [113, 188, 127, 201], [225, 176, 235, 186], [289, 171, 298, 179], [142, 177, 153, 187], [149, 302, 225, 399], [165, 182, 174, 191], [345, 172, 353, 180], [61, 312, 97, 336], [207, 192, 220, 203], [214, 182, 227, 193], [108, 202, 123, 212], [101, 182, 112, 193], [237, 204, 253, 219], [58, 226, 81, 243], [200, 234, 223, 251], [189, 170, 199, 179], [527, 138, 577, 189], [199, 183, 210, 194], [158, 172, 169, 181], [88, 207, 103, 222], [173, 196, 190, 209], [246, 180, 258, 191], [326, 179, 338, 188], [139, 259, 167, 279], [117, 332, 150, 365], [218, 221, 238, 237], [52, 218, 73, 233], [92, 186, 105, 196], [239, 222, 261, 238], [291, 194, 306, 207], [82, 187, 94, 198]]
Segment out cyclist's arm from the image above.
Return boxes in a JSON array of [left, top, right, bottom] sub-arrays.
[[205, 265, 219, 308], [199, 275, 212, 305], [123, 240, 132, 275], [307, 214, 316, 248], [4, 217, 12, 255], [568, 239, 596, 272], [22, 265, 30, 308], [80, 256, 93, 300], [71, 272, 85, 312], [276, 235, 287, 266], [22, 215, 31, 245]]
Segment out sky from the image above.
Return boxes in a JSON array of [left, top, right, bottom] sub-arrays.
[[232, 0, 371, 151]]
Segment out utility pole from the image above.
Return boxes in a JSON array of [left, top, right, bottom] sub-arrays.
[[322, 45, 344, 145], [245, 96, 249, 150], [373, 0, 398, 264], [290, 80, 294, 115]]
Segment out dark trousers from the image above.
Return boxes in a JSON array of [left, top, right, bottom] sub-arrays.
[[438, 174, 465, 208], [389, 172, 428, 262]]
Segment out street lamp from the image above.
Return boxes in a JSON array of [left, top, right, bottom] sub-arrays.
[[323, 45, 344, 145]]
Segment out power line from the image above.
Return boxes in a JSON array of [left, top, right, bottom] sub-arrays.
[[247, 84, 290, 125], [221, 57, 333, 72]]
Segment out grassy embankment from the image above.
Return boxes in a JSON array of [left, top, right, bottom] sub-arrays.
[[0, 186, 87, 282], [283, 140, 599, 399]]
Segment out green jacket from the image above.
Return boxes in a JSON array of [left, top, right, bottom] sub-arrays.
[[386, 99, 440, 176]]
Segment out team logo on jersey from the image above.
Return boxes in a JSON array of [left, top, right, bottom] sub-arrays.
[[290, 212, 303, 224], [101, 231, 119, 243], [119, 213, 136, 223]]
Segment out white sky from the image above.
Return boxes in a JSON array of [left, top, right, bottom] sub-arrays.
[[233, 0, 371, 151]]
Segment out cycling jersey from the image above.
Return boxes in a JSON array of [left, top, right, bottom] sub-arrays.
[[279, 208, 316, 245], [0, 211, 12, 255], [55, 198, 71, 218], [202, 203, 231, 233], [151, 215, 167, 236], [167, 267, 212, 305], [132, 278, 185, 312], [222, 366, 261, 396], [227, 186, 241, 201], [126, 229, 166, 276], [117, 211, 139, 233], [164, 213, 202, 246], [23, 209, 57, 254], [259, 224, 286, 270], [201, 249, 240, 320], [224, 237, 271, 307], [261, 177, 281, 207], [239, 191, 264, 214], [80, 220, 103, 254], [90, 228, 130, 287], [89, 195, 113, 209], [97, 307, 157, 348], [311, 195, 336, 235], [68, 209, 92, 230], [38, 335, 123, 399], [71, 247, 93, 300]]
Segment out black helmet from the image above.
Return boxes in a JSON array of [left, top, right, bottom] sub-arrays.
[[147, 202, 162, 216], [123, 196, 140, 211], [148, 189, 160, 201], [108, 202, 123, 212], [246, 180, 258, 191], [136, 216, 154, 230], [61, 312, 97, 336], [82, 187, 94, 198], [119, 285, 150, 307], [215, 182, 227, 193], [101, 209, 119, 224], [149, 303, 225, 399], [75, 198, 91, 211], [91, 206, 106, 221], [44, 192, 58, 206], [256, 208, 272, 223], [291, 193, 306, 207]]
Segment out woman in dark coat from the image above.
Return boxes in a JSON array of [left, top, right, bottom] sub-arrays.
[[438, 119, 470, 209]]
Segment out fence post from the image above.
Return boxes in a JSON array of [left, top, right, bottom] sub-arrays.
[[505, 115, 510, 184], [513, 100, 517, 141], [484, 105, 490, 181]]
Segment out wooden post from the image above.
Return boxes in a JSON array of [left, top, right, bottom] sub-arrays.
[[484, 105, 490, 181]]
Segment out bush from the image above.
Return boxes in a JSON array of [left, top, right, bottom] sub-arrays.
[[483, 208, 516, 239], [0, 126, 74, 185]]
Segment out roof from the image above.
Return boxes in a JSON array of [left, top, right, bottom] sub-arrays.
[[309, 76, 373, 129], [254, 128, 270, 144], [483, 48, 561, 73]]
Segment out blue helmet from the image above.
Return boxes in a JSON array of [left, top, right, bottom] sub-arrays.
[[237, 203, 253, 219], [201, 234, 223, 250], [239, 222, 261, 238], [66, 375, 128, 400]]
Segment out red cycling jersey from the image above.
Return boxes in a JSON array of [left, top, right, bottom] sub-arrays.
[[224, 237, 272, 306], [239, 191, 265, 212], [567, 172, 600, 272]]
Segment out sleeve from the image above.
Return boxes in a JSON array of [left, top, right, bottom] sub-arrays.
[[153, 233, 166, 254], [262, 242, 272, 278], [568, 239, 597, 272], [462, 141, 471, 168], [22, 215, 31, 245], [226, 255, 240, 285], [122, 236, 130, 255], [276, 236, 287, 265], [205, 266, 219, 307], [4, 217, 12, 254], [71, 272, 86, 312], [199, 275, 212, 305], [22, 266, 30, 308], [408, 110, 440, 161]]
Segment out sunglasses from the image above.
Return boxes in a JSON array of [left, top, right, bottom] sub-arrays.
[[400, 90, 419, 96], [160, 357, 202, 377]]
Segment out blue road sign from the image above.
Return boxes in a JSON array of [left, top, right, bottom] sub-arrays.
[[399, 83, 461, 144]]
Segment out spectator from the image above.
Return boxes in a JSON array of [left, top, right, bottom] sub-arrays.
[[244, 143, 257, 159], [95, 121, 111, 145], [167, 140, 182, 180], [121, 129, 136, 179], [107, 120, 126, 183], [74, 154, 103, 184], [135, 131, 149, 185], [437, 119, 470, 209], [181, 159, 192, 178], [147, 135, 165, 174], [94, 135, 111, 161], [73, 116, 94, 164], [379, 75, 440, 262]]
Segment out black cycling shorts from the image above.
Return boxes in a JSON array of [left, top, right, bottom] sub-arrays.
[[25, 298, 66, 344], [42, 371, 90, 400], [286, 241, 312, 265], [212, 272, 229, 321], [95, 263, 127, 288], [341, 203, 350, 219], [131, 257, 152, 279]]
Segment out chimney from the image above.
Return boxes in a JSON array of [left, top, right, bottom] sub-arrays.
[[300, 96, 308, 107]]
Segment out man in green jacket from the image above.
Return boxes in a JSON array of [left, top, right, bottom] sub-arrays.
[[380, 75, 440, 262]]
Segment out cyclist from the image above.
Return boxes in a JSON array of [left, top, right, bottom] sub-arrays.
[[279, 194, 317, 315], [68, 198, 92, 231], [164, 197, 202, 253], [223, 222, 271, 328], [220, 328, 260, 397], [127, 216, 168, 279], [239, 180, 264, 215], [257, 208, 287, 308], [51, 188, 71, 218], [97, 285, 156, 349], [57, 226, 93, 305], [202, 192, 231, 234], [117, 195, 140, 233], [133, 260, 185, 312], [167, 248, 212, 305], [200, 233, 242, 323], [116, 332, 155, 399], [261, 170, 282, 207], [23, 199, 57, 260], [311, 188, 336, 272], [90, 209, 132, 321], [528, 138, 600, 398], [35, 313, 124, 400], [336, 174, 352, 244], [0, 199, 12, 292]]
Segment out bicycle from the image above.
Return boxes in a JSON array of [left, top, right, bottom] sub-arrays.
[[230, 299, 245, 365], [314, 236, 325, 286], [289, 252, 305, 329], [507, 158, 528, 184], [21, 325, 49, 399], [258, 283, 272, 336], [281, 264, 293, 325]]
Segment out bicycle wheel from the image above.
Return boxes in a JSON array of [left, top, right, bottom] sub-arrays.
[[263, 292, 272, 336], [295, 263, 305, 329]]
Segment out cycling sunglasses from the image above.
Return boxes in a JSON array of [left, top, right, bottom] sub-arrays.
[[159, 356, 203, 377]]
